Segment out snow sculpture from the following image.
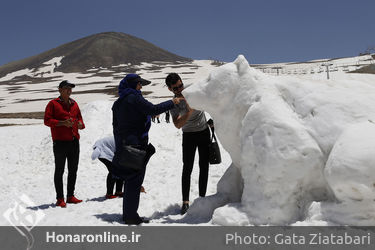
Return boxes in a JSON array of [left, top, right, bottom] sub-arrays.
[[183, 55, 375, 225]]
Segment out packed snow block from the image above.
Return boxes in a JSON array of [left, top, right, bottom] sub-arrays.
[[187, 163, 243, 221], [216, 163, 243, 202], [183, 55, 375, 225], [239, 92, 326, 225], [325, 122, 375, 202], [212, 204, 250, 226]]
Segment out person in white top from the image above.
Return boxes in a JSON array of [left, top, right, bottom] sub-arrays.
[[92, 136, 146, 199], [92, 136, 124, 198]]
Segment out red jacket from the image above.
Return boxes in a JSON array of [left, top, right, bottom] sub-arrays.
[[44, 97, 85, 141]]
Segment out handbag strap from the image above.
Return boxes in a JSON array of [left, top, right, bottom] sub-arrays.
[[209, 125, 217, 142]]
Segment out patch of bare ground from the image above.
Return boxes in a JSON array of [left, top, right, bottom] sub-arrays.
[[0, 124, 19, 127], [150, 77, 169, 80], [0, 112, 45, 119], [0, 75, 59, 85], [75, 81, 113, 86], [14, 98, 52, 103], [7, 86, 26, 93], [169, 64, 198, 68], [0, 123, 42, 127], [141, 66, 165, 71], [12, 89, 56, 94], [73, 87, 118, 96], [72, 88, 152, 97], [350, 65, 375, 74]]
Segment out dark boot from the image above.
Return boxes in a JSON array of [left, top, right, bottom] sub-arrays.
[[124, 216, 150, 225], [180, 203, 189, 215]]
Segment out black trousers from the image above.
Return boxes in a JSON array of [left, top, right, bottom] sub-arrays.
[[122, 167, 146, 221], [111, 135, 155, 221], [182, 127, 210, 201], [121, 141, 154, 221], [99, 158, 124, 195], [53, 139, 80, 199]]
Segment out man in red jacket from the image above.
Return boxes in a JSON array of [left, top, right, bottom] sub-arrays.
[[44, 80, 85, 208]]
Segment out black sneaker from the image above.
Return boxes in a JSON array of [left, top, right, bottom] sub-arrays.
[[180, 203, 189, 215], [124, 217, 150, 225]]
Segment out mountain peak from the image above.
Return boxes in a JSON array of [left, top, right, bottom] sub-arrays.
[[0, 32, 191, 77]]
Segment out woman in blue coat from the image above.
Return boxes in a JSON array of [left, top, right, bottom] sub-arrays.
[[112, 73, 181, 225]]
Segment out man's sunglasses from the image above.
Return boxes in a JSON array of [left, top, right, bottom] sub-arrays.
[[172, 83, 184, 91]]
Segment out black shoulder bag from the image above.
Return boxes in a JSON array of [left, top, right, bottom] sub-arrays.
[[118, 141, 156, 172], [208, 120, 222, 165], [119, 145, 147, 171]]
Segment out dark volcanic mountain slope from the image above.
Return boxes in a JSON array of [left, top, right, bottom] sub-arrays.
[[0, 32, 191, 77], [350, 64, 375, 74]]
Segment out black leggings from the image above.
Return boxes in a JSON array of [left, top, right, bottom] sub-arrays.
[[182, 127, 210, 201], [99, 158, 124, 195], [53, 139, 80, 199]]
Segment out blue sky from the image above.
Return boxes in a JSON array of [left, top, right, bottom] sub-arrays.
[[0, 0, 374, 66]]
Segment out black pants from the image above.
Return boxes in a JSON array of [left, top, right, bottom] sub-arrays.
[[121, 142, 154, 221], [122, 167, 146, 221], [99, 158, 123, 195], [114, 140, 155, 222], [182, 127, 210, 201], [53, 139, 80, 199]]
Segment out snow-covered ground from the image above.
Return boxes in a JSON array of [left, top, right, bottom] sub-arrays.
[[0, 101, 231, 226], [1, 55, 375, 226], [1, 54, 373, 115], [0, 58, 218, 114], [256, 54, 375, 76]]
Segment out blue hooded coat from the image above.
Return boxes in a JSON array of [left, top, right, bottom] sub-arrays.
[[112, 75, 174, 164]]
